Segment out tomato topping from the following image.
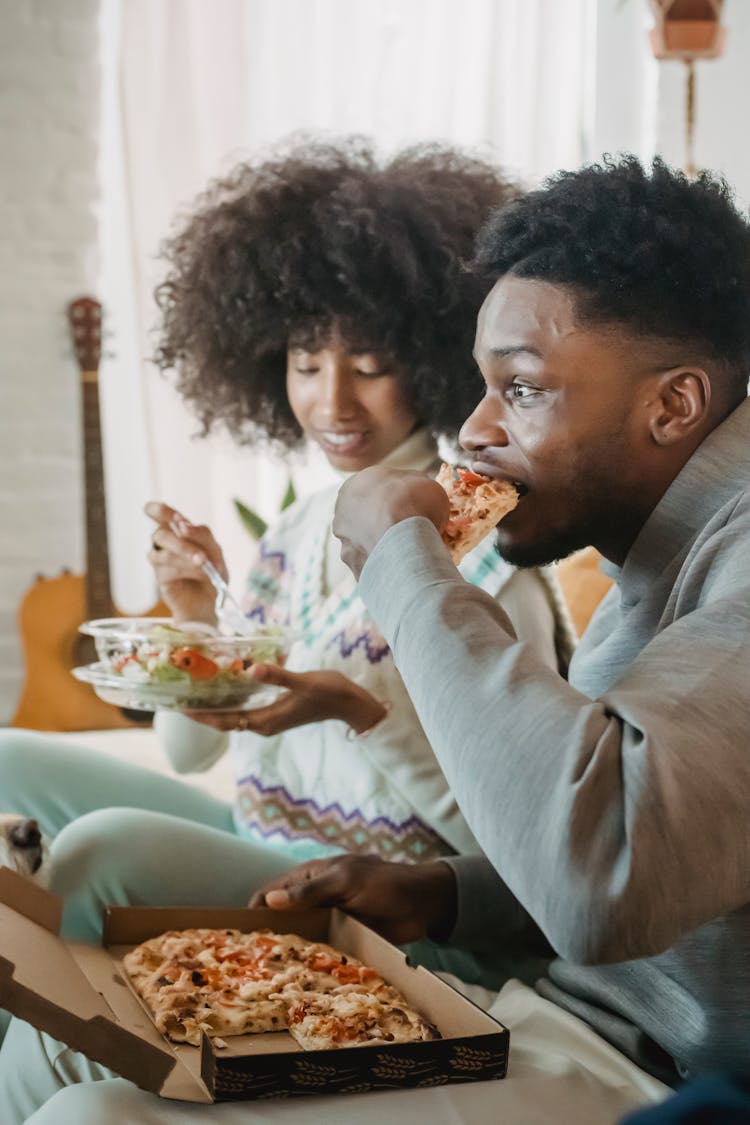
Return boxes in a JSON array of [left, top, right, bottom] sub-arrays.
[[308, 953, 341, 973], [457, 468, 489, 486], [168, 649, 219, 680], [332, 964, 379, 984], [307, 951, 379, 984]]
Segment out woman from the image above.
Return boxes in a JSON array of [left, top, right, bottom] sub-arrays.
[[0, 138, 571, 951]]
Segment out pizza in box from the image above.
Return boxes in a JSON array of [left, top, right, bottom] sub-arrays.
[[124, 926, 438, 1052]]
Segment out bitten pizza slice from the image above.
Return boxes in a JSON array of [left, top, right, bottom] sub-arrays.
[[436, 463, 518, 563]]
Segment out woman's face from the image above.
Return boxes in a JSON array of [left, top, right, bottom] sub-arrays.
[[286, 334, 420, 471]]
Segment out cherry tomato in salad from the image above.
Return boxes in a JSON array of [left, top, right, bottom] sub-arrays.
[[168, 648, 219, 680]]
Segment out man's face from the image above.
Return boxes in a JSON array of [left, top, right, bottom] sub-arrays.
[[461, 276, 660, 567]]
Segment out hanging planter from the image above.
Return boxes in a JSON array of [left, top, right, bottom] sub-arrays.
[[648, 0, 727, 60], [646, 1, 728, 177]]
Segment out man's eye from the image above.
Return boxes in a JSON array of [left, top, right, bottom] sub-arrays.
[[295, 366, 318, 375], [510, 382, 538, 400]]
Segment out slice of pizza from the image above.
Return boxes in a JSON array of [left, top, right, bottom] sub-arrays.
[[285, 990, 440, 1051], [436, 463, 518, 563], [297, 941, 388, 989], [128, 963, 288, 1046], [124, 928, 306, 1045], [150, 988, 289, 1046]]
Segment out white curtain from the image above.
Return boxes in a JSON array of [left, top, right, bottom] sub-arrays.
[[98, 0, 599, 612]]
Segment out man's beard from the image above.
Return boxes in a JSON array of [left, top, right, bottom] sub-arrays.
[[490, 493, 627, 569], [492, 527, 592, 569]]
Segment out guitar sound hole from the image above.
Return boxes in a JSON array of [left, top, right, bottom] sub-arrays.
[[119, 707, 156, 724], [73, 633, 98, 668]]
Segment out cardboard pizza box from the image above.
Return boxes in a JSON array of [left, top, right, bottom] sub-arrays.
[[0, 868, 508, 1102]]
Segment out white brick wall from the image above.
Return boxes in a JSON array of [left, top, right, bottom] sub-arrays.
[[0, 0, 100, 721]]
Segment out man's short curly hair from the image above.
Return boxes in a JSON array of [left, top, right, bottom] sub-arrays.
[[472, 155, 750, 406], [155, 137, 519, 446]]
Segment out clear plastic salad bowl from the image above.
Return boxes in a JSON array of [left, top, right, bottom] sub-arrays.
[[72, 618, 293, 712]]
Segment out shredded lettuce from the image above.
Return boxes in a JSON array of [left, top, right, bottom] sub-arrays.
[[148, 662, 191, 684]]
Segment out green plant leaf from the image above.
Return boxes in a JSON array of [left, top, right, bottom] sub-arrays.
[[280, 477, 296, 511], [233, 499, 267, 540], [234, 476, 295, 539]]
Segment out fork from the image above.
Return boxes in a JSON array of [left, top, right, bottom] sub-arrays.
[[167, 514, 249, 635], [200, 558, 249, 635]]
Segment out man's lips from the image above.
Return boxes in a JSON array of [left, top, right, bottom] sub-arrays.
[[468, 460, 528, 497]]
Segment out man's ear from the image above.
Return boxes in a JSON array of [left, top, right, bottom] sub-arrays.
[[647, 367, 711, 446]]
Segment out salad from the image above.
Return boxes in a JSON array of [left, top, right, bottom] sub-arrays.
[[74, 619, 292, 711]]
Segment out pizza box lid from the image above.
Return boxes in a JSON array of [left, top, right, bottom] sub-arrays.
[[0, 869, 178, 1095], [0, 870, 508, 1102]]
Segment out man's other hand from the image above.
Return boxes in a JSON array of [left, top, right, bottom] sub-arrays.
[[249, 854, 458, 946]]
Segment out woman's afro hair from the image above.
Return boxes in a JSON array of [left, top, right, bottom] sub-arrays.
[[155, 136, 520, 446], [472, 154, 750, 403]]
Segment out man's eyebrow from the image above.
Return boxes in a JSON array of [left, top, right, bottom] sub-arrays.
[[473, 344, 543, 362], [490, 345, 542, 359]]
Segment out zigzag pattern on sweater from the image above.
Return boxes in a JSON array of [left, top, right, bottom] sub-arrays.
[[236, 774, 453, 863], [327, 626, 390, 663], [243, 541, 290, 626], [258, 540, 288, 569]]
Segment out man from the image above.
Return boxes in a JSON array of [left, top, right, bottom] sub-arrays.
[[3, 156, 749, 1123], [257, 154, 750, 1080]]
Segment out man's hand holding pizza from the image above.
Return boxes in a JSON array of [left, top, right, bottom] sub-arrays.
[[250, 855, 458, 947], [332, 467, 450, 580]]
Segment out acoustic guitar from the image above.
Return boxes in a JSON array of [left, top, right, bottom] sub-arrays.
[[12, 297, 166, 731]]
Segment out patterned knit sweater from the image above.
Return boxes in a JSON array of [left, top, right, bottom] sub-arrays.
[[156, 430, 572, 864]]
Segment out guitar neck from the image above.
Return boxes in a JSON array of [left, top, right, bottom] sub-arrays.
[[81, 370, 115, 619]]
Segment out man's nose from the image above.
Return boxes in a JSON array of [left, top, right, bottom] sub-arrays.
[[459, 394, 509, 452]]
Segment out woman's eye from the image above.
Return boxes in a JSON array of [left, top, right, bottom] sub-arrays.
[[355, 367, 386, 378], [295, 366, 318, 375]]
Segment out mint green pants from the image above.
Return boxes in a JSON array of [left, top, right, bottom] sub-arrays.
[[0, 729, 292, 940]]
